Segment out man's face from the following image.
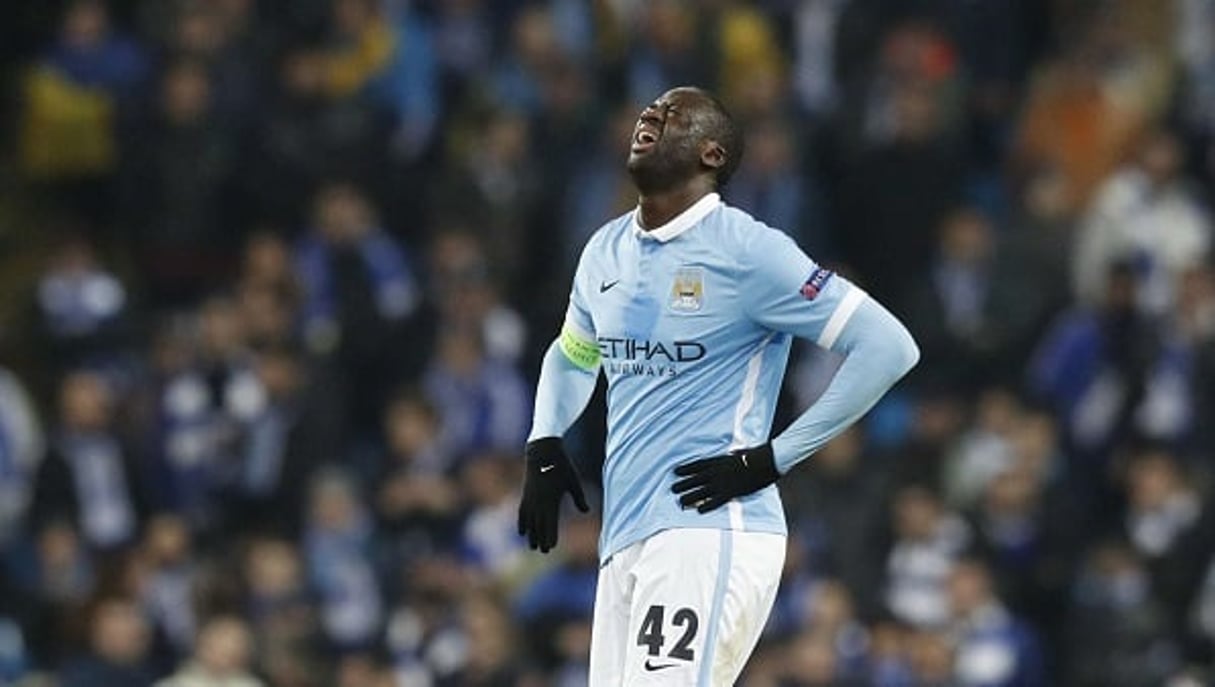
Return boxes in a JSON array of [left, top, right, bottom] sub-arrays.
[[316, 186, 371, 242], [627, 88, 713, 193]]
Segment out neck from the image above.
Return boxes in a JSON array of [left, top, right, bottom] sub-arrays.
[[636, 179, 715, 230]]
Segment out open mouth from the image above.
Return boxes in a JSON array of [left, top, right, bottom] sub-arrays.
[[631, 122, 661, 154]]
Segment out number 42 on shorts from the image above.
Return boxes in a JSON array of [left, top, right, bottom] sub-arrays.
[[637, 604, 699, 670]]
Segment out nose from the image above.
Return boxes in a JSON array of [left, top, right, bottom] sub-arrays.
[[639, 103, 665, 125]]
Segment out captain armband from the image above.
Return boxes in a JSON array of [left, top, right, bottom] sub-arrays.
[[559, 322, 600, 370]]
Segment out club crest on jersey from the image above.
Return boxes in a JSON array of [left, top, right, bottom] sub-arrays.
[[669, 266, 704, 312], [801, 267, 833, 300]]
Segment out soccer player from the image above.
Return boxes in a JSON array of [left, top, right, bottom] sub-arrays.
[[517, 86, 919, 685]]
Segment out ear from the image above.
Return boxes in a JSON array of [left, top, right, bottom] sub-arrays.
[[700, 141, 726, 172]]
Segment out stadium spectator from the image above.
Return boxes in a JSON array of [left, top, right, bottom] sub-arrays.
[[836, 77, 965, 310], [762, 537, 821, 642], [906, 629, 956, 685], [1029, 261, 1165, 468], [779, 630, 845, 686], [59, 597, 155, 687], [886, 388, 969, 491], [7, 520, 94, 671], [433, 110, 542, 299], [945, 558, 1045, 686], [1122, 449, 1214, 633], [451, 592, 524, 686], [626, 0, 707, 107], [708, 0, 785, 113], [135, 514, 197, 657], [0, 367, 44, 548], [373, 388, 462, 566], [1012, 11, 1168, 216], [458, 453, 525, 581], [558, 103, 641, 273], [120, 58, 240, 304], [941, 388, 1021, 510], [907, 208, 1055, 391], [797, 580, 870, 679], [381, 555, 469, 681], [1066, 540, 1181, 686], [155, 615, 264, 687], [1178, 264, 1215, 458], [19, 0, 147, 189], [513, 515, 598, 673], [530, 57, 599, 264], [429, 230, 527, 364], [32, 370, 143, 552], [239, 231, 298, 298], [781, 427, 890, 612], [303, 470, 383, 651], [422, 325, 530, 463], [235, 232, 302, 353], [240, 537, 320, 686], [236, 284, 297, 358], [295, 183, 418, 348], [725, 116, 819, 246], [865, 618, 915, 685], [20, 520, 94, 609], [884, 486, 971, 628], [491, 5, 566, 116], [1074, 128, 1212, 316], [248, 42, 392, 227], [146, 296, 263, 533], [1177, 0, 1215, 142], [229, 345, 341, 535], [324, 0, 438, 161], [432, 0, 493, 95], [790, 0, 850, 119], [967, 457, 1070, 624], [378, 386, 448, 477], [334, 651, 395, 687], [162, 0, 265, 126], [1004, 165, 1076, 320], [35, 231, 130, 373], [294, 181, 419, 435]]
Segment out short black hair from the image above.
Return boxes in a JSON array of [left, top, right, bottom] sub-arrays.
[[697, 91, 745, 188]]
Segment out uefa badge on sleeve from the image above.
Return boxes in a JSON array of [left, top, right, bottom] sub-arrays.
[[800, 267, 833, 300], [670, 266, 704, 312]]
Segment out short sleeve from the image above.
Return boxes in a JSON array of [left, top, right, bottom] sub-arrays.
[[741, 227, 867, 351]]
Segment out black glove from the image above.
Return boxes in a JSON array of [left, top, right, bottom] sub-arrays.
[[671, 443, 780, 513], [517, 437, 589, 553]]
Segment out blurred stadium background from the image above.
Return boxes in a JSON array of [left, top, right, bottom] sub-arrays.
[[1, 0, 1215, 685]]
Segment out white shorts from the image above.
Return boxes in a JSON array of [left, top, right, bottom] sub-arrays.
[[588, 527, 786, 686]]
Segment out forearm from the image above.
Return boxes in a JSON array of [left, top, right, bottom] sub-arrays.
[[771, 298, 919, 473], [528, 339, 599, 441]]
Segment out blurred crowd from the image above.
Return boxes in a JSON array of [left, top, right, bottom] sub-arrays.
[[2, 0, 1215, 685]]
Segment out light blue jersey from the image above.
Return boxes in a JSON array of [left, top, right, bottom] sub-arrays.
[[530, 193, 918, 562]]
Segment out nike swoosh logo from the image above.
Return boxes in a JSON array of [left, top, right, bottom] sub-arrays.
[[539, 465, 555, 473], [599, 280, 620, 293], [644, 660, 677, 672]]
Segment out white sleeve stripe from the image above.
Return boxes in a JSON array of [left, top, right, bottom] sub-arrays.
[[562, 314, 595, 342], [816, 286, 866, 349]]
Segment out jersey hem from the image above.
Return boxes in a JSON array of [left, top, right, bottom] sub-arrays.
[[599, 518, 787, 565]]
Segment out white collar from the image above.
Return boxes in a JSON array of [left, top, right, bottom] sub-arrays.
[[631, 193, 721, 242]]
